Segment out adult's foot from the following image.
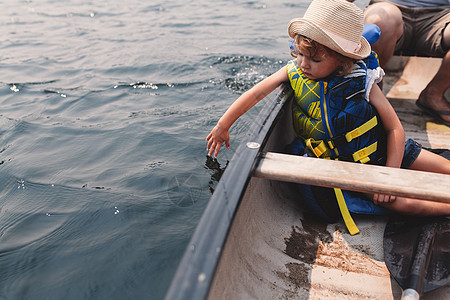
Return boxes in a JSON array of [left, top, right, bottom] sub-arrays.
[[417, 89, 450, 126]]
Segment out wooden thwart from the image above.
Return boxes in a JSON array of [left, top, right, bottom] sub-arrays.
[[253, 152, 450, 203]]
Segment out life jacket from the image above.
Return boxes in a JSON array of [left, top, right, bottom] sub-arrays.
[[287, 58, 387, 163], [286, 56, 388, 235]]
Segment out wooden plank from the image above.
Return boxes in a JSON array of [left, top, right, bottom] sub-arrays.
[[253, 152, 450, 203], [389, 97, 450, 149], [383, 56, 450, 149], [385, 56, 442, 100]]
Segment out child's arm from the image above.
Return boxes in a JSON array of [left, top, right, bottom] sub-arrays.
[[207, 66, 289, 157], [368, 84, 406, 204]]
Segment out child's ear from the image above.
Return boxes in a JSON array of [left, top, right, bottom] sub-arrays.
[[334, 61, 345, 75]]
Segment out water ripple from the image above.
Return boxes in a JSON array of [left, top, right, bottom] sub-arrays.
[[0, 0, 301, 298]]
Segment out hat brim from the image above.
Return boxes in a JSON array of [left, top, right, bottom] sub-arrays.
[[288, 18, 371, 60]]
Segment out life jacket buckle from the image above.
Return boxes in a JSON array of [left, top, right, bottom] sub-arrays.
[[326, 135, 348, 149], [306, 139, 328, 158]]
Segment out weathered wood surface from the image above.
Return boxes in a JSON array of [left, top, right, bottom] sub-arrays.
[[389, 97, 450, 149], [385, 56, 441, 100], [253, 152, 450, 203], [385, 56, 450, 149]]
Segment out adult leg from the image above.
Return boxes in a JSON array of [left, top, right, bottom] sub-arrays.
[[417, 25, 450, 124], [364, 2, 404, 67]]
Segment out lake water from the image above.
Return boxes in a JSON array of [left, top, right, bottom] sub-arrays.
[[0, 0, 367, 299]]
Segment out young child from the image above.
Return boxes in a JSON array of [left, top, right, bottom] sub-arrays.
[[206, 0, 450, 231]]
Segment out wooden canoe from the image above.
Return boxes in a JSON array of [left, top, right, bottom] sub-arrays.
[[166, 57, 450, 300]]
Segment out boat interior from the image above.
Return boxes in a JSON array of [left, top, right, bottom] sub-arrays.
[[207, 57, 450, 300]]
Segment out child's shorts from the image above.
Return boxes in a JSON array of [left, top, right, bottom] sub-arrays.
[[401, 138, 422, 169]]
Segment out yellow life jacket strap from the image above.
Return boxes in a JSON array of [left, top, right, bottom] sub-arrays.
[[307, 138, 378, 164], [345, 116, 378, 143], [334, 187, 360, 235], [327, 116, 378, 150], [303, 142, 362, 234], [309, 116, 378, 158], [305, 138, 328, 158], [352, 141, 378, 164]]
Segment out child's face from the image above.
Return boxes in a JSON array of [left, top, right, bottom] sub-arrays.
[[296, 45, 342, 80]]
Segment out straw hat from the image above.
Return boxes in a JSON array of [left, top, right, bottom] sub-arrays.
[[288, 0, 371, 59]]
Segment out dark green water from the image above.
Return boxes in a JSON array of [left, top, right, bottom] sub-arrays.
[[0, 0, 329, 298]]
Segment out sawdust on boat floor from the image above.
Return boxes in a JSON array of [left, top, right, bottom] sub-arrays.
[[276, 215, 332, 295]]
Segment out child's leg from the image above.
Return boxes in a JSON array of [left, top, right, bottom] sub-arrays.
[[408, 148, 450, 174], [378, 148, 450, 215], [379, 197, 450, 215]]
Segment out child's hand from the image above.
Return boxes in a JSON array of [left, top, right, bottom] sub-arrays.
[[206, 124, 230, 157], [372, 193, 396, 205]]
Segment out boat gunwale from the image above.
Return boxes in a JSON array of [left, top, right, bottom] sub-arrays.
[[165, 83, 293, 300]]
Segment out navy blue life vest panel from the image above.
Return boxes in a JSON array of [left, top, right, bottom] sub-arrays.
[[322, 60, 387, 163]]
